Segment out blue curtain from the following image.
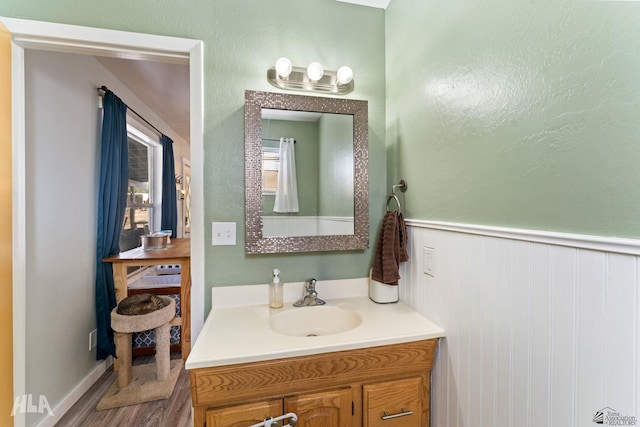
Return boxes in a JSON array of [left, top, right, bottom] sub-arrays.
[[160, 134, 178, 237], [95, 91, 128, 360]]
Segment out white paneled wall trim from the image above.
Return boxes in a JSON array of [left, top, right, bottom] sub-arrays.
[[400, 220, 639, 427], [406, 218, 640, 256]]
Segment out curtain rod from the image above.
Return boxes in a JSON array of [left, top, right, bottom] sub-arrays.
[[97, 85, 164, 137]]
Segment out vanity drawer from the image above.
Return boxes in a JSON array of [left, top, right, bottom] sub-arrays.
[[363, 377, 422, 427]]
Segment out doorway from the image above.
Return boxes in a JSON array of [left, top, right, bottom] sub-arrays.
[[2, 17, 204, 427]]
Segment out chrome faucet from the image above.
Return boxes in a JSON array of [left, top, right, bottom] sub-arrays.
[[293, 278, 325, 307]]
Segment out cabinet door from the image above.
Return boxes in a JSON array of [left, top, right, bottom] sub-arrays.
[[285, 388, 352, 427], [363, 377, 422, 427], [206, 399, 282, 427]]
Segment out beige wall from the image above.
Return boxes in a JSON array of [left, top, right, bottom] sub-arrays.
[[0, 21, 14, 427]]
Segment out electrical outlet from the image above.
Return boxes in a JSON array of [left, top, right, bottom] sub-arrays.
[[89, 329, 97, 351], [212, 222, 236, 246], [423, 246, 435, 277]]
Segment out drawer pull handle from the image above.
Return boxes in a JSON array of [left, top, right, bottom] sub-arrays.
[[382, 408, 414, 420]]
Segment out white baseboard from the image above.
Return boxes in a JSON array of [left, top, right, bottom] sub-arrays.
[[35, 356, 113, 427]]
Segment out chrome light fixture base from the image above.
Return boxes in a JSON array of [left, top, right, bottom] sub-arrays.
[[267, 66, 354, 95]]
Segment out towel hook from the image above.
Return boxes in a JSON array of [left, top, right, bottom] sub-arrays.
[[392, 179, 407, 195], [386, 179, 407, 212]]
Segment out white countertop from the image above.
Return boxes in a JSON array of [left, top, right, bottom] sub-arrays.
[[186, 287, 445, 370]]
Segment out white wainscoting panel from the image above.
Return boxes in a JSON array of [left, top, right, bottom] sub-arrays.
[[399, 223, 639, 427]]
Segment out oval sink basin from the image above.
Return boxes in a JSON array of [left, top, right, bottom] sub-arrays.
[[269, 306, 362, 337]]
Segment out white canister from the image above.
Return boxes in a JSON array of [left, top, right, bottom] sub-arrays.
[[368, 268, 399, 304]]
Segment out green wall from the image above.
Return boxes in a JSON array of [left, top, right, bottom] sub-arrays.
[[386, 1, 640, 238], [0, 0, 386, 312], [203, 2, 384, 303]]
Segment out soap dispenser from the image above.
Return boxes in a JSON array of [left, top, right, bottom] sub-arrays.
[[269, 268, 283, 308]]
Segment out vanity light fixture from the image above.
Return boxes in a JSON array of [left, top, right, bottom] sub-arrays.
[[267, 58, 354, 95]]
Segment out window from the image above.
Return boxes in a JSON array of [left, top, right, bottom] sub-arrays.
[[119, 125, 161, 252], [262, 147, 279, 194]]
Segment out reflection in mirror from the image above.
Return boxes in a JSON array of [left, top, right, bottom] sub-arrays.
[[261, 109, 354, 237], [245, 90, 369, 254]]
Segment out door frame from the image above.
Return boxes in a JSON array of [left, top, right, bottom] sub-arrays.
[[0, 17, 205, 427]]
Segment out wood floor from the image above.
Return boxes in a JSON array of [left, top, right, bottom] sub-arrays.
[[55, 353, 192, 427]]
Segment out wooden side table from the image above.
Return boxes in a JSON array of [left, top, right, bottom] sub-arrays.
[[103, 238, 191, 361]]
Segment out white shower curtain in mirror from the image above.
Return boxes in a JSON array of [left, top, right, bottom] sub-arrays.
[[273, 137, 299, 213]]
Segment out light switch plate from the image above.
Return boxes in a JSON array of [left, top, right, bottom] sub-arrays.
[[212, 222, 236, 246], [423, 246, 435, 277]]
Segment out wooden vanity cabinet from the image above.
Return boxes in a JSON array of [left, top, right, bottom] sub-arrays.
[[190, 339, 438, 427]]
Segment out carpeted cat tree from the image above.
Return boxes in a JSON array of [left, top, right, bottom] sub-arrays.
[[97, 295, 182, 410]]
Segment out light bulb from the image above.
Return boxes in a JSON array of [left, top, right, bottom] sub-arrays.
[[307, 62, 324, 82], [275, 57, 292, 78], [336, 66, 353, 85]]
